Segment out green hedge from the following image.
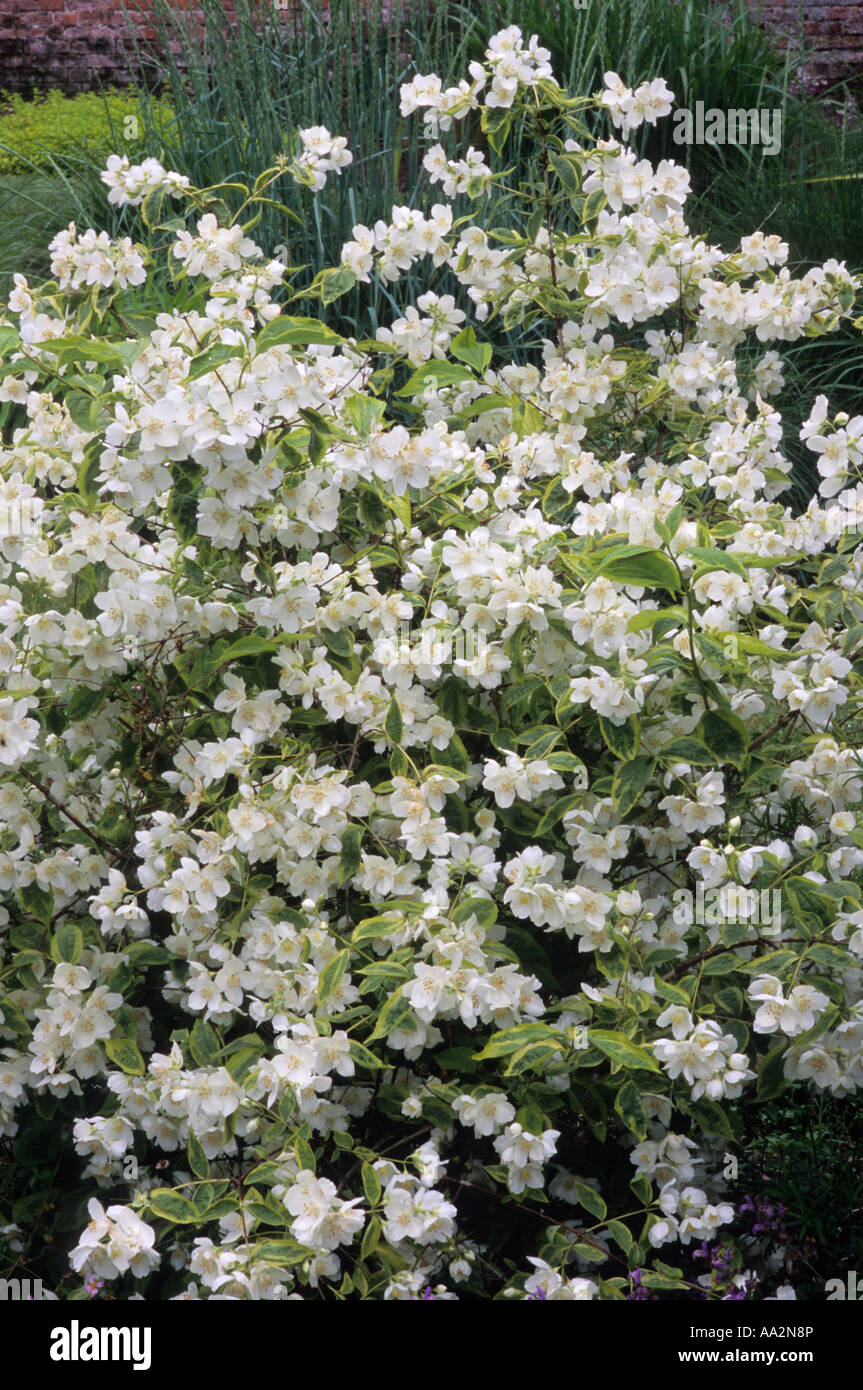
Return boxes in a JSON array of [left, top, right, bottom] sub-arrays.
[[0, 89, 172, 175]]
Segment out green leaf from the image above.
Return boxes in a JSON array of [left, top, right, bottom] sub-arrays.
[[77, 443, 101, 503], [473, 1022, 563, 1060], [481, 103, 515, 153], [626, 606, 687, 634], [738, 949, 798, 976], [149, 1188, 200, 1223], [322, 629, 352, 661], [449, 325, 492, 374], [343, 393, 386, 435], [42, 335, 134, 367], [19, 882, 53, 926], [589, 1029, 661, 1073], [256, 315, 345, 351], [785, 879, 834, 926], [384, 697, 403, 744], [216, 634, 280, 663], [124, 942, 172, 967], [295, 1135, 316, 1171], [362, 1162, 382, 1206], [639, 1268, 690, 1291], [614, 1078, 648, 1139], [65, 389, 102, 433], [387, 493, 411, 531], [685, 546, 748, 578], [598, 715, 640, 760], [529, 792, 581, 840], [435, 1046, 478, 1074], [452, 896, 497, 929], [189, 1019, 221, 1068], [338, 823, 363, 886], [51, 922, 83, 965], [225, 1046, 264, 1082], [141, 184, 168, 231], [699, 708, 748, 768], [66, 686, 105, 721], [359, 485, 389, 532], [596, 545, 681, 591], [549, 150, 580, 191], [396, 360, 475, 398], [757, 1042, 789, 1101], [611, 756, 653, 817], [568, 1175, 607, 1220], [316, 265, 357, 304], [254, 1239, 309, 1266], [168, 460, 200, 541], [504, 1039, 564, 1074], [187, 1130, 209, 1180], [608, 1218, 634, 1256], [684, 1097, 735, 1139], [104, 1037, 145, 1076], [572, 1241, 608, 1263], [351, 914, 403, 944], [805, 941, 854, 970], [368, 985, 413, 1041], [735, 634, 792, 660], [360, 1214, 382, 1260], [435, 681, 466, 733], [702, 953, 741, 976], [582, 188, 606, 226], [186, 343, 246, 381], [659, 737, 716, 767], [318, 948, 350, 1004], [348, 1040, 387, 1071]]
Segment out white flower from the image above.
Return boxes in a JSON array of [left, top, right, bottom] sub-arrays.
[[70, 1201, 159, 1279]]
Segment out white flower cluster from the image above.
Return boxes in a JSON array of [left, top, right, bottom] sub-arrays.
[[341, 202, 454, 283], [399, 24, 554, 133], [801, 394, 863, 499], [290, 126, 353, 191], [0, 694, 39, 768], [653, 1007, 755, 1101], [100, 154, 191, 207], [49, 223, 146, 291], [600, 72, 675, 139], [423, 144, 492, 198], [649, 1184, 735, 1249], [502, 846, 616, 949], [748, 975, 831, 1037], [1, 27, 862, 1302], [186, 1234, 298, 1299], [482, 753, 564, 807], [281, 1169, 365, 1252], [781, 1011, 863, 1094], [493, 1121, 560, 1194], [70, 1199, 160, 1280], [522, 1257, 598, 1300], [375, 291, 465, 364], [172, 213, 265, 280]]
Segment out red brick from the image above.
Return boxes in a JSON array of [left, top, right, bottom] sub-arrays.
[[2, 0, 859, 95]]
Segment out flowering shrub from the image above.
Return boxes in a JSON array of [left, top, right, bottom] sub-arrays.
[[1, 27, 862, 1301]]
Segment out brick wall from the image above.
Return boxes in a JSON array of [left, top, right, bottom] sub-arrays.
[[1, 0, 862, 96], [0, 0, 241, 95], [745, 0, 863, 90]]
